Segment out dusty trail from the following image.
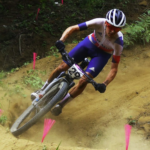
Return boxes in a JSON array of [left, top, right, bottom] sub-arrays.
[[0, 44, 150, 150]]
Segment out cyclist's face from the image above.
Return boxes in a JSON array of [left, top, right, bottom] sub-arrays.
[[105, 21, 122, 37]]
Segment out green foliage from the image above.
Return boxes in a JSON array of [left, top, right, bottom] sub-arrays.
[[75, 0, 105, 16], [0, 71, 7, 87], [18, 20, 30, 28], [72, 40, 78, 44], [123, 10, 150, 46], [77, 0, 104, 6], [0, 115, 7, 125], [23, 62, 30, 66], [128, 116, 136, 125], [56, 142, 61, 150], [36, 55, 40, 60], [10, 68, 19, 73], [6, 85, 27, 98], [28, 12, 34, 17], [0, 4, 4, 10], [0, 71, 6, 80], [18, 4, 24, 10], [23, 69, 45, 90], [42, 24, 54, 35], [47, 46, 59, 58], [40, 70, 47, 75], [119, 0, 131, 8], [27, 4, 32, 9], [42, 41, 47, 47], [42, 145, 47, 150], [14, 86, 26, 97]]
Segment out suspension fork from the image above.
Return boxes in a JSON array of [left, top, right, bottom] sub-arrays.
[[57, 71, 75, 90]]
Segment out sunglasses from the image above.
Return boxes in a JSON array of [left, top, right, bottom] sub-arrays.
[[106, 21, 122, 32]]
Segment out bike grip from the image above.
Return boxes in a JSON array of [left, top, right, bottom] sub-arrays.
[[55, 40, 65, 52]]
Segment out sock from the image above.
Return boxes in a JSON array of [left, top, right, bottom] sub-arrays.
[[62, 93, 72, 101], [59, 93, 73, 107]]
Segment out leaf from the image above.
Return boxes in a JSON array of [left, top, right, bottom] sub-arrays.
[[56, 141, 61, 150]]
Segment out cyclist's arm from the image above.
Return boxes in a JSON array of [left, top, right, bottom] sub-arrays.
[[60, 25, 80, 42], [60, 18, 104, 42], [103, 39, 123, 86], [103, 62, 118, 86]]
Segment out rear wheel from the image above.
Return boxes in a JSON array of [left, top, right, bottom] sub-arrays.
[[10, 80, 68, 136]]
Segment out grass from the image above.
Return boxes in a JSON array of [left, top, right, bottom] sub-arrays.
[[0, 115, 7, 125], [47, 46, 59, 58], [23, 69, 45, 90], [3, 85, 27, 98], [56, 142, 61, 150], [42, 145, 47, 150], [128, 116, 136, 125], [42, 142, 61, 150], [0, 71, 7, 79], [0, 71, 7, 87]]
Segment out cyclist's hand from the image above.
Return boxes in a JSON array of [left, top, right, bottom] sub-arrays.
[[55, 40, 65, 52], [95, 83, 106, 93]]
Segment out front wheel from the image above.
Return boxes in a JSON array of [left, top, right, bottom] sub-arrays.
[[10, 80, 68, 136]]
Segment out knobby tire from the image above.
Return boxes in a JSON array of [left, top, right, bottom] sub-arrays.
[[10, 81, 68, 136]]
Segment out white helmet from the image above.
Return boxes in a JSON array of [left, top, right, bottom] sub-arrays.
[[106, 9, 126, 27]]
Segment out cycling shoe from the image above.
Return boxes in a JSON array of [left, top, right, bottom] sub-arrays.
[[51, 104, 62, 116], [30, 90, 41, 101]]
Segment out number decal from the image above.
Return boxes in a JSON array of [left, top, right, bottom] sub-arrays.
[[68, 68, 76, 75], [75, 72, 80, 77], [68, 64, 84, 79]]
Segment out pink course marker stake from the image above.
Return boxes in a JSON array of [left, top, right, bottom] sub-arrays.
[[36, 8, 40, 20], [33, 52, 37, 70], [125, 124, 132, 150], [41, 119, 56, 143], [61, 0, 63, 4]]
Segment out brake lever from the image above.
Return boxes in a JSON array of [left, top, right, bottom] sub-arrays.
[[61, 50, 74, 66], [61, 51, 67, 61]]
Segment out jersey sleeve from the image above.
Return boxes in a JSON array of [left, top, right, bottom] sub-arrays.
[[112, 35, 124, 63], [78, 22, 87, 31], [78, 18, 106, 31]]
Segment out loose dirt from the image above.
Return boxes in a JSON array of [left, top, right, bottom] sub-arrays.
[[0, 44, 150, 150]]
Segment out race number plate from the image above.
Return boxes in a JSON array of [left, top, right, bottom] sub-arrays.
[[68, 64, 84, 79]]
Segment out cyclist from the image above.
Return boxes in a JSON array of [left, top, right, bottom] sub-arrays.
[[31, 9, 126, 116]]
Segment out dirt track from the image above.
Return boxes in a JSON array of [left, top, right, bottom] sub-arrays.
[[0, 44, 150, 150]]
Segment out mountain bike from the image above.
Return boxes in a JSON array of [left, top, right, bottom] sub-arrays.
[[10, 49, 100, 136]]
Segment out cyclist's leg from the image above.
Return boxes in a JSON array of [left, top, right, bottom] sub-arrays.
[[47, 61, 69, 83], [69, 72, 93, 98], [61, 72, 93, 105]]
